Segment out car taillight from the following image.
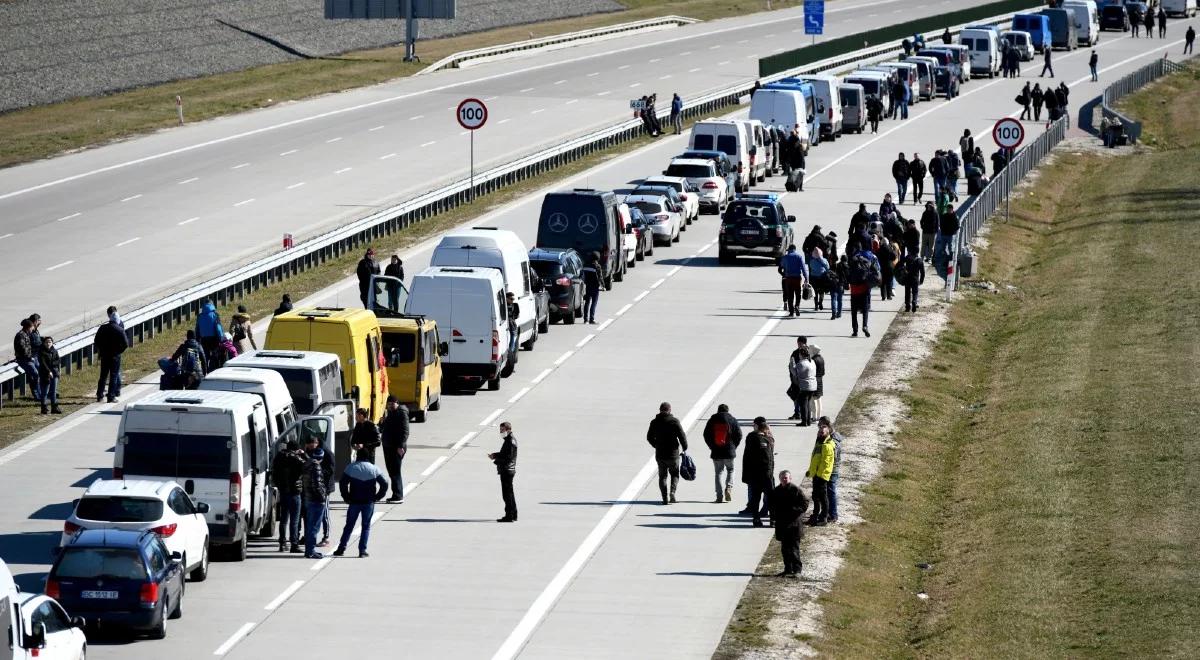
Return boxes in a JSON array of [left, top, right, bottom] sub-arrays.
[[775, 228, 784, 238], [655, 214, 669, 222], [45, 579, 60, 599], [64, 521, 83, 536], [828, 108, 833, 120], [679, 194, 689, 201], [229, 472, 241, 512], [491, 330, 500, 362], [139, 582, 159, 605], [556, 277, 571, 287], [151, 523, 177, 537], [703, 181, 719, 189], [113, 467, 123, 479]]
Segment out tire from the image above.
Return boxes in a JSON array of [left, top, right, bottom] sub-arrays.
[[646, 241, 654, 256], [501, 352, 516, 378], [672, 230, 681, 243], [487, 377, 501, 391], [614, 262, 625, 282], [603, 274, 613, 291], [538, 316, 549, 333], [230, 534, 247, 562], [257, 502, 275, 538], [169, 591, 182, 620], [564, 311, 576, 325], [429, 396, 441, 411], [413, 408, 427, 423], [189, 544, 208, 582], [636, 244, 644, 261], [150, 604, 168, 639]]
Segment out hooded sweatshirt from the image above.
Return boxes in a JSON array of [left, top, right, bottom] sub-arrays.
[[195, 302, 224, 340]]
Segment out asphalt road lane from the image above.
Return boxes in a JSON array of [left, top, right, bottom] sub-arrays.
[[0, 20, 1196, 660], [0, 0, 1005, 350]]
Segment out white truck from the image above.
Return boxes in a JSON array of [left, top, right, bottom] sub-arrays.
[[2, 558, 86, 660]]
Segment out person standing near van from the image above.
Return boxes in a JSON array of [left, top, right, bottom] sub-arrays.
[[670, 93, 683, 135], [891, 153, 910, 205], [274, 294, 294, 316], [195, 299, 225, 369], [273, 439, 306, 553], [581, 254, 602, 324], [647, 402, 688, 505], [380, 396, 409, 503], [909, 152, 927, 204], [351, 407, 381, 464], [93, 309, 127, 403], [866, 95, 883, 134], [1089, 50, 1099, 82], [334, 449, 389, 558], [301, 440, 330, 559], [356, 248, 381, 308], [490, 421, 518, 522], [1039, 46, 1053, 78], [703, 404, 742, 504]]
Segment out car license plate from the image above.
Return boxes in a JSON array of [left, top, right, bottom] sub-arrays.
[[740, 229, 760, 236], [82, 590, 119, 599]]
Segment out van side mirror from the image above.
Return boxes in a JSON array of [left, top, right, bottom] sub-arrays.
[[71, 616, 86, 630], [25, 622, 46, 649], [171, 551, 183, 562], [438, 342, 449, 357], [787, 215, 797, 223], [196, 502, 210, 514]]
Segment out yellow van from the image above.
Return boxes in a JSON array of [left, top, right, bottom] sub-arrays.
[[376, 316, 446, 422], [265, 307, 387, 421]]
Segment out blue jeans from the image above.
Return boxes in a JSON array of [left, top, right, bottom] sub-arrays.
[[304, 501, 326, 556], [337, 502, 375, 554], [905, 283, 920, 310], [828, 287, 844, 317], [899, 100, 909, 120], [97, 354, 121, 401], [895, 178, 908, 204], [279, 494, 301, 546], [828, 473, 839, 521], [18, 360, 40, 400], [41, 376, 58, 409], [584, 289, 600, 321]]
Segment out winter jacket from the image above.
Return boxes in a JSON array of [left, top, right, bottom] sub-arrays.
[[195, 302, 223, 340], [811, 347, 825, 392], [899, 254, 926, 286], [702, 411, 742, 459], [274, 300, 294, 316], [581, 265, 602, 292], [301, 450, 329, 502], [830, 431, 845, 477], [771, 482, 809, 535], [646, 412, 688, 459], [493, 433, 518, 474], [801, 229, 828, 257], [959, 136, 973, 158], [172, 338, 208, 376], [1031, 87, 1044, 108], [229, 313, 256, 355], [339, 460, 389, 505], [741, 430, 775, 488], [13, 330, 33, 362], [928, 154, 946, 179], [384, 262, 405, 282], [93, 321, 128, 358], [920, 207, 940, 234], [671, 95, 683, 116], [808, 255, 830, 279], [939, 210, 961, 236], [892, 158, 910, 181], [272, 449, 306, 495], [351, 420, 382, 453], [790, 357, 817, 392], [380, 406, 410, 449], [778, 251, 808, 279], [903, 226, 921, 255], [37, 343, 60, 380], [806, 436, 835, 481], [909, 157, 927, 181], [356, 256, 380, 292]]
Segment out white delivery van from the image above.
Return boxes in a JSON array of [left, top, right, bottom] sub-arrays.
[[1, 559, 86, 660], [690, 119, 753, 192], [225, 350, 343, 416], [748, 88, 812, 155], [429, 227, 541, 350], [199, 367, 298, 442], [798, 74, 845, 138], [843, 70, 892, 108], [1162, 0, 1196, 17], [741, 119, 770, 182], [115, 390, 273, 561], [837, 83, 866, 134], [959, 27, 1001, 77], [405, 266, 514, 391], [1001, 30, 1035, 61], [1063, 0, 1100, 45]]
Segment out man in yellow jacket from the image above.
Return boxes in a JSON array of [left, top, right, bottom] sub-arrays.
[[805, 430, 836, 526]]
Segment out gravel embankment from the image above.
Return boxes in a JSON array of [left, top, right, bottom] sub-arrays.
[[0, 0, 624, 112]]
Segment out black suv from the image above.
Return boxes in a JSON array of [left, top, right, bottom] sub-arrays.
[[536, 189, 625, 290], [529, 247, 585, 324], [717, 193, 795, 264]]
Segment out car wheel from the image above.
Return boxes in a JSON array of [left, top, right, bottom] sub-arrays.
[[150, 603, 168, 639], [521, 327, 538, 350], [429, 395, 441, 411], [257, 502, 275, 538], [487, 376, 501, 391], [603, 274, 613, 291], [231, 535, 247, 562], [672, 229, 681, 243], [614, 261, 625, 282], [646, 240, 654, 256], [413, 408, 427, 423], [680, 219, 687, 232], [169, 590, 183, 620], [538, 315, 549, 332], [189, 544, 208, 582]]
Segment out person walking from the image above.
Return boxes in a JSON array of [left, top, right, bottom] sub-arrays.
[[899, 250, 926, 312], [93, 309, 127, 403], [1089, 50, 1099, 82], [847, 242, 881, 338], [195, 299, 225, 369], [876, 233, 897, 302], [646, 402, 688, 505], [1032, 83, 1045, 121], [274, 294, 293, 316], [703, 404, 742, 504], [380, 396, 409, 503], [670, 93, 684, 135], [1018, 81, 1032, 120], [788, 129, 807, 191], [272, 439, 306, 553], [817, 417, 844, 523], [807, 246, 830, 312], [333, 449, 389, 558], [944, 147, 961, 202], [301, 440, 330, 559], [866, 94, 883, 134], [1158, 7, 1167, 38], [777, 245, 808, 317], [902, 217, 921, 259], [350, 407, 381, 464], [1145, 9, 1156, 39], [809, 344, 825, 422], [356, 248, 381, 308], [919, 201, 939, 262], [741, 417, 775, 527], [991, 148, 1009, 178], [959, 129, 974, 160], [490, 421, 519, 522], [14, 319, 41, 403], [828, 255, 846, 321], [1055, 83, 1070, 127], [37, 337, 62, 415], [229, 305, 258, 356], [909, 152, 927, 204], [892, 153, 910, 204], [771, 470, 809, 578], [934, 207, 961, 279], [805, 427, 836, 526], [928, 150, 947, 205], [1132, 9, 1141, 37], [581, 254, 602, 324], [1186, 26, 1195, 54], [789, 343, 817, 426], [1040, 46, 1054, 78]]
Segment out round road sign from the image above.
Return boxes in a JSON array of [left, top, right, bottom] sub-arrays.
[[457, 98, 488, 130], [992, 117, 1025, 149]]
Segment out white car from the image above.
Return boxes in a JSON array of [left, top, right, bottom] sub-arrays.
[[62, 479, 211, 582], [1001, 30, 1034, 61], [639, 175, 700, 223], [624, 194, 681, 246], [663, 158, 729, 214]]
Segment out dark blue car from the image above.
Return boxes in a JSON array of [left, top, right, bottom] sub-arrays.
[[47, 529, 185, 639]]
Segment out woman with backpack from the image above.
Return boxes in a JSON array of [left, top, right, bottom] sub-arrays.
[[229, 305, 258, 356]]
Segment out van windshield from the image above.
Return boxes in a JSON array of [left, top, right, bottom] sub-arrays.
[[54, 548, 148, 580], [76, 497, 164, 523], [665, 164, 713, 178], [123, 432, 230, 480], [271, 368, 316, 415]]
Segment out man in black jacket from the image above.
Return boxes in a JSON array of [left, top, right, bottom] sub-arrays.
[[490, 422, 519, 522], [772, 470, 810, 577], [356, 248, 380, 308], [13, 318, 40, 402], [892, 153, 911, 204], [380, 396, 410, 503], [902, 218, 921, 259], [787, 129, 806, 191], [741, 417, 775, 527], [93, 308, 128, 403], [928, 150, 947, 204], [301, 442, 330, 559], [272, 439, 306, 553], [647, 402, 688, 504], [703, 404, 742, 504], [801, 226, 827, 257], [919, 201, 939, 262], [350, 408, 381, 464]]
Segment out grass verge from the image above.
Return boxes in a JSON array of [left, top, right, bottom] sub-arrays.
[[803, 68, 1200, 656], [0, 0, 793, 169]]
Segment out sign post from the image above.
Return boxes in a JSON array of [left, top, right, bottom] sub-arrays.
[[457, 98, 488, 201], [804, 0, 824, 45], [992, 118, 1025, 223]]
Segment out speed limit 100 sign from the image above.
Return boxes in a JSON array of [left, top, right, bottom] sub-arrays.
[[992, 117, 1025, 149], [457, 98, 488, 130]]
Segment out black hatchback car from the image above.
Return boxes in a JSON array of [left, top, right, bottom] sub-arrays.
[[48, 529, 185, 639], [529, 247, 585, 324], [718, 192, 796, 264]]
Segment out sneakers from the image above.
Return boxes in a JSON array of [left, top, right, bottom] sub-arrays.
[[333, 548, 346, 557], [290, 544, 301, 554], [714, 497, 725, 504], [851, 332, 858, 338], [863, 328, 871, 337], [752, 518, 765, 528], [386, 497, 404, 503], [359, 551, 370, 558], [669, 494, 677, 504], [724, 485, 733, 502], [305, 552, 324, 559]]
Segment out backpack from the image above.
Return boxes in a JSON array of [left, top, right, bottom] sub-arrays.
[[848, 252, 881, 286], [713, 421, 728, 448], [179, 345, 203, 376]]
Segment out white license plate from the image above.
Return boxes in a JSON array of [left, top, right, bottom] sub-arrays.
[[82, 590, 119, 599], [740, 229, 760, 236]]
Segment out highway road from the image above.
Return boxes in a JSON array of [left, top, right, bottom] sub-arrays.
[[2, 20, 1196, 659], [0, 0, 1002, 352]]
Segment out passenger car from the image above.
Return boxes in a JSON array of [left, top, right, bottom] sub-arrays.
[[626, 206, 654, 262], [624, 194, 682, 246], [664, 157, 730, 214], [2, 558, 87, 660], [529, 247, 584, 325], [638, 176, 700, 223], [48, 529, 185, 639], [717, 193, 796, 263], [62, 479, 210, 583]]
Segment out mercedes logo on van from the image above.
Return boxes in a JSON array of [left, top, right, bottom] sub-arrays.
[[547, 213, 569, 233], [578, 213, 599, 234]]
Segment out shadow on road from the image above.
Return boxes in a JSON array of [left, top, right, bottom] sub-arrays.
[[0, 530, 58, 567], [657, 571, 755, 577]]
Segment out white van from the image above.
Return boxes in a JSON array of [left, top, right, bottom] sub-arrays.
[[843, 70, 891, 108], [199, 367, 298, 442], [1, 559, 86, 660], [905, 56, 940, 100], [1001, 30, 1035, 61], [405, 266, 514, 391], [748, 88, 812, 155], [798, 74, 845, 138], [741, 119, 770, 182], [690, 119, 754, 192], [115, 390, 272, 561], [1063, 0, 1100, 46], [837, 83, 865, 134], [1162, 0, 1196, 17], [959, 28, 1001, 78], [430, 227, 540, 350], [225, 350, 343, 416]]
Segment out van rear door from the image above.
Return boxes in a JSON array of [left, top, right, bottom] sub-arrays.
[[449, 281, 496, 367]]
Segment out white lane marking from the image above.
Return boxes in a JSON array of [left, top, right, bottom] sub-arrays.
[[575, 334, 595, 348], [326, 137, 342, 143], [213, 622, 255, 656], [479, 408, 505, 427], [649, 58, 661, 63], [420, 141, 437, 147], [596, 318, 613, 332], [115, 237, 140, 247], [615, 303, 633, 317], [587, 72, 599, 77], [531, 368, 553, 385], [649, 278, 665, 289], [120, 194, 142, 202], [263, 580, 305, 610], [618, 64, 630, 70], [531, 109, 545, 114], [554, 79, 567, 85], [177, 177, 199, 184], [659, 74, 672, 80], [55, 212, 81, 222], [409, 114, 424, 120], [460, 131, 470, 136], [178, 216, 199, 226], [745, 54, 758, 59], [484, 96, 498, 101], [369, 125, 385, 131], [490, 310, 785, 660], [596, 91, 611, 96], [520, 87, 535, 93], [0, 233, 11, 241], [667, 266, 681, 276], [499, 118, 512, 124], [310, 557, 331, 571], [507, 387, 531, 404], [380, 153, 398, 160], [334, 167, 352, 174], [565, 99, 579, 105], [688, 67, 702, 73], [279, 149, 298, 156], [45, 260, 73, 271], [554, 350, 574, 366], [709, 44, 721, 49], [738, 39, 749, 44], [452, 431, 477, 451], [718, 60, 731, 66], [629, 83, 642, 88], [232, 162, 249, 169], [233, 198, 255, 207], [421, 455, 450, 477], [403, 482, 419, 496], [286, 182, 306, 190], [634, 291, 649, 301]]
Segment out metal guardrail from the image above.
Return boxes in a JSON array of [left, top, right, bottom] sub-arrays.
[[0, 7, 1039, 407], [1101, 58, 1188, 144], [418, 15, 700, 74]]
